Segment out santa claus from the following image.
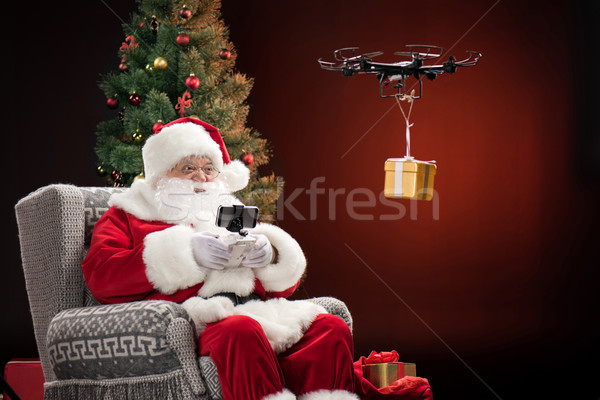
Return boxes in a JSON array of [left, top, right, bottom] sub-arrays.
[[82, 117, 357, 400]]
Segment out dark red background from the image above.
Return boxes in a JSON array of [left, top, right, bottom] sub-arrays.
[[4, 1, 599, 399]]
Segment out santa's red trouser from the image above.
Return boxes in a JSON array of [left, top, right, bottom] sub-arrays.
[[198, 313, 354, 400]]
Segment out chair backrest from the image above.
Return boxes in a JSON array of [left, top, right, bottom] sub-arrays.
[[15, 184, 124, 381]]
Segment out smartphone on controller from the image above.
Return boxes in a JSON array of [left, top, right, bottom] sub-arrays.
[[215, 205, 260, 268], [216, 205, 258, 233]]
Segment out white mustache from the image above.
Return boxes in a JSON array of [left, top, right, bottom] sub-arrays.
[[154, 177, 234, 224]]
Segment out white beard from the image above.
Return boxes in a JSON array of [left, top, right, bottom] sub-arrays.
[[154, 177, 238, 228]]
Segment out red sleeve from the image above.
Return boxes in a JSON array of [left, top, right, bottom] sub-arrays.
[[82, 207, 169, 303]]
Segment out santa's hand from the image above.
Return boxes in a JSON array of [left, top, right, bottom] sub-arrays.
[[191, 231, 230, 270], [241, 234, 273, 268]]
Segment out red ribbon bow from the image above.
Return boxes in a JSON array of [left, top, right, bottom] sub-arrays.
[[176, 91, 192, 117], [364, 350, 400, 364], [119, 35, 138, 54]]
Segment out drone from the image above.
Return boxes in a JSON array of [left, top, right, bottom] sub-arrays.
[[318, 45, 481, 99]]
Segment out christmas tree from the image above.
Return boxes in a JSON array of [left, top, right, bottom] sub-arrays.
[[95, 0, 281, 222]]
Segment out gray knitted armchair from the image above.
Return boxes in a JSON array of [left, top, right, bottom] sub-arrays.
[[15, 184, 353, 400]]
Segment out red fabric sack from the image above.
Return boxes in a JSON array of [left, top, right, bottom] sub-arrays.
[[353, 351, 433, 400]]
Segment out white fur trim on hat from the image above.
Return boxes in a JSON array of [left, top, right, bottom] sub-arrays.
[[142, 121, 223, 184], [143, 225, 206, 294], [219, 159, 251, 192]]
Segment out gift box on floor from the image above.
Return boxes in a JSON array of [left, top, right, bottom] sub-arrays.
[[384, 157, 436, 200], [3, 358, 44, 400], [362, 362, 417, 388]]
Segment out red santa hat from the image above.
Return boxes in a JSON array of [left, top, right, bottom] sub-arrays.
[[142, 117, 250, 191]]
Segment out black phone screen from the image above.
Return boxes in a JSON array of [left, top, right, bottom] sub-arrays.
[[216, 205, 259, 232]]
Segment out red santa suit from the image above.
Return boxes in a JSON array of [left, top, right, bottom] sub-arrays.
[[82, 118, 356, 400]]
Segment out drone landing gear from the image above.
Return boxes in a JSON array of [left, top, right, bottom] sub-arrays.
[[379, 73, 424, 100]]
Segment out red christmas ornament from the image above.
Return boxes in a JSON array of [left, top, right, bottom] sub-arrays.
[[119, 62, 128, 72], [128, 92, 142, 106], [179, 6, 191, 18], [241, 152, 254, 165], [106, 97, 119, 109], [219, 48, 231, 60], [185, 74, 200, 90], [152, 120, 165, 134], [176, 32, 190, 47]]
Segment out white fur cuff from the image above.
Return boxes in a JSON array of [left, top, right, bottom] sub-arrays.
[[143, 225, 206, 294], [298, 390, 359, 400], [250, 223, 306, 292], [263, 388, 296, 400], [181, 296, 235, 332]]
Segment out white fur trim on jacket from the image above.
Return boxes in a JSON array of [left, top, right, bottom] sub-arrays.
[[143, 225, 206, 294], [263, 389, 296, 400], [233, 298, 326, 354], [181, 296, 234, 333], [109, 179, 160, 222], [249, 223, 306, 293], [197, 266, 256, 298], [298, 390, 359, 400]]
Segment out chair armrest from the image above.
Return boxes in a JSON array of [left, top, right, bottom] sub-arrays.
[[15, 184, 87, 381], [46, 300, 205, 395], [308, 297, 353, 332]]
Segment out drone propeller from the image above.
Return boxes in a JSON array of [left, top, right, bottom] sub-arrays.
[[395, 44, 444, 60], [362, 51, 384, 59], [394, 51, 441, 60], [333, 47, 384, 62]]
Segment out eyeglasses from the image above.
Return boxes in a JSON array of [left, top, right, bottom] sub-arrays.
[[175, 163, 220, 179]]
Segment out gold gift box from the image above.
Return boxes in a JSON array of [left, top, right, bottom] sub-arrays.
[[384, 158, 437, 201], [362, 362, 417, 388]]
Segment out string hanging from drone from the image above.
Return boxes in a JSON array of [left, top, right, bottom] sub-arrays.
[[395, 90, 415, 159], [318, 45, 481, 201]]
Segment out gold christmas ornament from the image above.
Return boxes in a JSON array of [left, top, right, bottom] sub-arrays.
[[153, 57, 168, 70], [134, 171, 145, 181], [96, 165, 107, 177], [132, 130, 144, 143]]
